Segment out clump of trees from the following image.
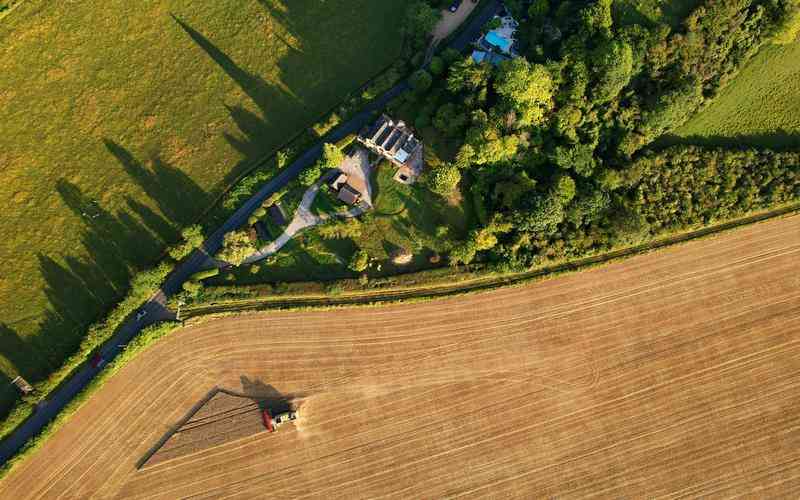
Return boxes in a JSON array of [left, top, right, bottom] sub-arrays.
[[168, 224, 204, 260], [398, 0, 800, 270], [299, 143, 345, 186], [217, 230, 256, 266]]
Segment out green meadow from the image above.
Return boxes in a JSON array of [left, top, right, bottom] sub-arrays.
[[667, 40, 800, 149], [0, 0, 409, 413]]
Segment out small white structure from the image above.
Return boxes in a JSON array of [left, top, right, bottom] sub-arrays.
[[12, 376, 33, 395]]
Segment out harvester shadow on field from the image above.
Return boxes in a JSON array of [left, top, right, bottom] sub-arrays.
[[137, 379, 302, 469]]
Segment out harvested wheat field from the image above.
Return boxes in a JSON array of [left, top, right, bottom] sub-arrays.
[[3, 215, 800, 499]]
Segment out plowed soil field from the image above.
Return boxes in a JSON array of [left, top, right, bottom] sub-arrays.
[[2, 215, 799, 499]]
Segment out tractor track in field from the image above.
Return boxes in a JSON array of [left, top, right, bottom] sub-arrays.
[[2, 213, 798, 498]]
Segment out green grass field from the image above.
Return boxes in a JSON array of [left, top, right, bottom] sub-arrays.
[[0, 0, 409, 412], [612, 0, 701, 28], [665, 40, 800, 149]]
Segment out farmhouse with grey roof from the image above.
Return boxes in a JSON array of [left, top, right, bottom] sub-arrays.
[[357, 115, 424, 184]]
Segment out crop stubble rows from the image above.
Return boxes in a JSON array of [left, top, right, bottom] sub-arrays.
[[1, 216, 799, 498]]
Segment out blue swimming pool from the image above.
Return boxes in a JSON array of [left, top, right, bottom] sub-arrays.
[[485, 31, 512, 53]]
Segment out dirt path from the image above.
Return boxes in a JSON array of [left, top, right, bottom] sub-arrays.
[[432, 1, 479, 44], [2, 215, 799, 498]]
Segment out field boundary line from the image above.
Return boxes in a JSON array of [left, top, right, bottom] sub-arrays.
[[182, 204, 800, 320]]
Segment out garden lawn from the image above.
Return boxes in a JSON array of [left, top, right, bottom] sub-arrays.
[[664, 40, 800, 149], [354, 161, 474, 272], [224, 234, 354, 286], [0, 0, 409, 415]]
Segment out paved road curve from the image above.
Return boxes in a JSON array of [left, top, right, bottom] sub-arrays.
[[0, 0, 501, 467]]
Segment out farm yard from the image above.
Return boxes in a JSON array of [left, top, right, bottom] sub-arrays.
[[1, 215, 798, 498], [0, 0, 409, 413]]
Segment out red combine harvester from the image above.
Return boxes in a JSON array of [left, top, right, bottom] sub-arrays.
[[262, 409, 298, 432]]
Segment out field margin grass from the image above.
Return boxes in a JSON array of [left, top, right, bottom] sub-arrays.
[[181, 203, 800, 319], [0, 262, 173, 444], [0, 321, 181, 482]]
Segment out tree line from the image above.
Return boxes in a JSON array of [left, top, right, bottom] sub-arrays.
[[398, 0, 799, 268]]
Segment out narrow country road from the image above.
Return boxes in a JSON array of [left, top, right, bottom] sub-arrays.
[[0, 0, 501, 467]]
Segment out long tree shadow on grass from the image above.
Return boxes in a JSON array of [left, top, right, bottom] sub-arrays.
[[16, 178, 186, 414], [170, 5, 404, 215], [104, 140, 209, 230], [0, 324, 48, 384], [170, 14, 305, 200], [655, 130, 800, 151]]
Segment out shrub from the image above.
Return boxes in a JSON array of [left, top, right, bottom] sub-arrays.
[[349, 249, 370, 272], [312, 112, 341, 137], [168, 224, 205, 261], [335, 133, 357, 150], [182, 280, 202, 297], [190, 268, 220, 281], [217, 230, 256, 266], [298, 163, 323, 186], [441, 48, 461, 65], [410, 69, 433, 94], [253, 207, 267, 218], [361, 67, 402, 100], [429, 56, 444, 76], [326, 283, 344, 296], [427, 163, 461, 196]]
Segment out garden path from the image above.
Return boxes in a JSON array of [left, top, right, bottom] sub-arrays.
[[242, 171, 365, 264]]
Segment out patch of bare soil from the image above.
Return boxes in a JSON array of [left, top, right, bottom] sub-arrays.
[[142, 390, 265, 467], [432, 2, 478, 43]]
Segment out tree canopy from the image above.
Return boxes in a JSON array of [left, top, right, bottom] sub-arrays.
[[494, 58, 555, 126], [217, 230, 256, 266]]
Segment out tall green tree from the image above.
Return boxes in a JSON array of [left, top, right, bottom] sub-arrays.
[[403, 1, 441, 50], [494, 58, 555, 126], [591, 40, 633, 104], [217, 230, 256, 266], [427, 163, 462, 196], [447, 58, 491, 93]]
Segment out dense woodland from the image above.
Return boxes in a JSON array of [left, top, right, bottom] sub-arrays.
[[399, 0, 800, 269]]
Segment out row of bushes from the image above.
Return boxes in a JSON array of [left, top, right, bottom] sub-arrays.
[[0, 321, 180, 481], [0, 261, 174, 442]]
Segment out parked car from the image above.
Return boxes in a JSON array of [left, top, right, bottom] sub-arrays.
[[136, 310, 148, 322], [92, 353, 106, 369], [449, 0, 462, 13]]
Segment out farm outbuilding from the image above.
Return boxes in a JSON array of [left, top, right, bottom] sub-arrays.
[[12, 376, 33, 395]]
